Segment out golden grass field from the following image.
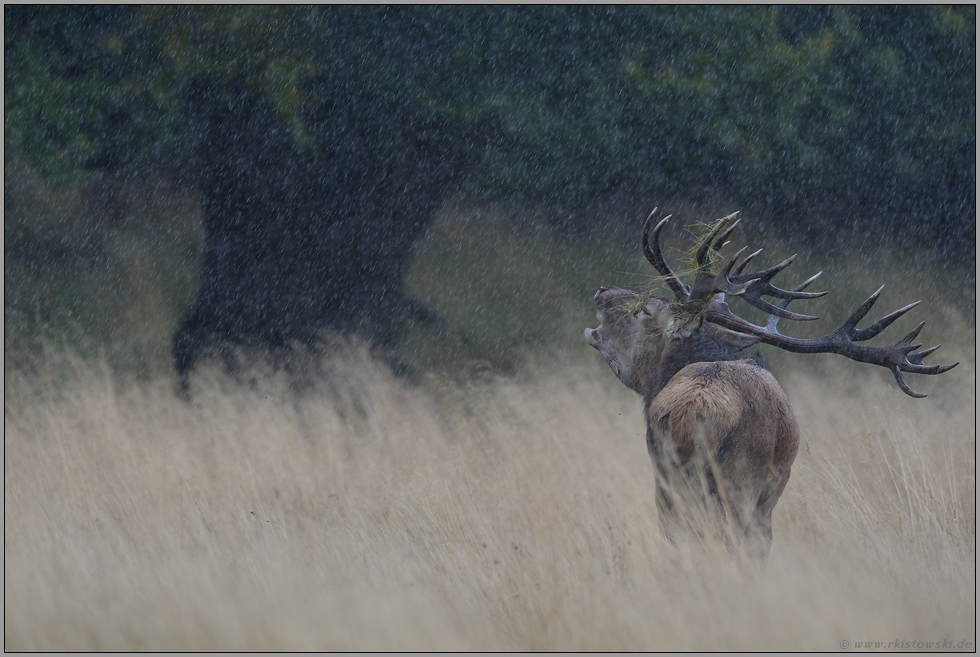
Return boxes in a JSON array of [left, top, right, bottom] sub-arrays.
[[4, 335, 975, 650]]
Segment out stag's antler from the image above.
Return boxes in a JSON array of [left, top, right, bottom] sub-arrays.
[[643, 210, 826, 320], [643, 209, 691, 300], [643, 210, 959, 397], [687, 212, 828, 320], [706, 291, 958, 398]]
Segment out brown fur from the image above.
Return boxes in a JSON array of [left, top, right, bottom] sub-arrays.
[[586, 287, 799, 557], [646, 360, 798, 553]]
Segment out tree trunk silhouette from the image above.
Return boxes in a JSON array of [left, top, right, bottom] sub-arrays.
[[173, 80, 488, 384]]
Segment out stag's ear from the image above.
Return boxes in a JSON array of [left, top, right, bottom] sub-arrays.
[[637, 297, 700, 340], [638, 296, 669, 317], [637, 297, 671, 328]]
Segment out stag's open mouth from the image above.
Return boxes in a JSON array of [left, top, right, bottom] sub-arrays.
[[584, 325, 601, 348], [586, 287, 612, 348]]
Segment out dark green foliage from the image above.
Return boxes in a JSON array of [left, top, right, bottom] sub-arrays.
[[6, 6, 973, 245], [5, 6, 974, 373]]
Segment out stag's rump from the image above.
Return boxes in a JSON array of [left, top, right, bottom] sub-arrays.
[[646, 359, 800, 506]]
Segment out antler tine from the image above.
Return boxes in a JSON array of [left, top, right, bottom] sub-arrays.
[[851, 301, 921, 342], [931, 362, 959, 375], [695, 212, 740, 267], [907, 345, 941, 364], [719, 247, 751, 280], [839, 286, 884, 332], [733, 249, 762, 276], [897, 330, 958, 375], [893, 355, 959, 395], [740, 288, 823, 322], [766, 272, 822, 333], [891, 367, 927, 398], [711, 217, 742, 254], [898, 321, 925, 348], [642, 209, 690, 301], [731, 253, 796, 285]]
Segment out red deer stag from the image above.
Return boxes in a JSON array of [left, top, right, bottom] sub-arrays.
[[585, 210, 957, 556]]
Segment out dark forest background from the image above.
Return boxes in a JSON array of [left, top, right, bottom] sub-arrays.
[[5, 6, 975, 378]]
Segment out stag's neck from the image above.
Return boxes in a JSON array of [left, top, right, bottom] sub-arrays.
[[641, 329, 752, 403]]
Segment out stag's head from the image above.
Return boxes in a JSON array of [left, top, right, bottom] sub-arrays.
[[585, 288, 672, 393], [587, 209, 958, 398], [585, 284, 760, 398]]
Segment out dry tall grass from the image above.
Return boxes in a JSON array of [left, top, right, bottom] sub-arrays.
[[4, 343, 976, 651]]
